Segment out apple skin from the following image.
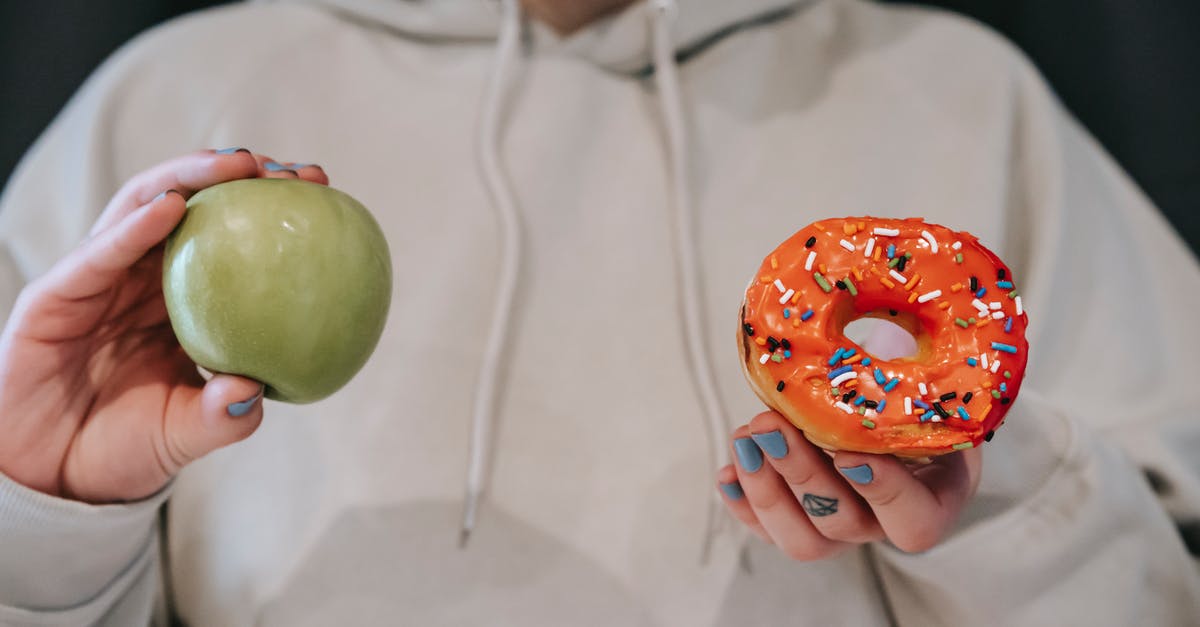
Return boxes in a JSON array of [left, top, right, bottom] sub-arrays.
[[162, 178, 392, 403]]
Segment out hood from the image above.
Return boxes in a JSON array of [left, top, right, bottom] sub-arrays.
[[258, 0, 801, 73]]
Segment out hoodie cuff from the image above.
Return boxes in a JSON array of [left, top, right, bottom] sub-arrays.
[[0, 471, 170, 615]]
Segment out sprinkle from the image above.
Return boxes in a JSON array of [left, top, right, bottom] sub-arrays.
[[768, 337, 780, 351], [938, 301, 951, 309], [873, 368, 887, 385], [1004, 370, 1011, 378], [998, 269, 1007, 279], [839, 239, 856, 252], [963, 392, 973, 404], [956, 407, 970, 421], [968, 317, 977, 324], [896, 256, 908, 272], [920, 230, 939, 253], [920, 410, 935, 422], [969, 276, 979, 292], [991, 311, 1005, 320], [999, 383, 1007, 393], [877, 399, 887, 412], [975, 288, 987, 298], [991, 389, 1001, 399], [952, 241, 962, 250], [755, 337, 767, 346], [955, 253, 964, 263], [985, 430, 995, 442], [951, 282, 963, 293], [1004, 316, 1013, 333], [913, 399, 930, 410], [966, 357, 977, 366], [972, 299, 989, 314], [828, 348, 845, 365], [989, 301, 1002, 310], [842, 353, 863, 364], [931, 403, 950, 418], [976, 318, 991, 327], [904, 397, 913, 415], [907, 291, 918, 304], [1015, 296, 1024, 316], [791, 292, 800, 304], [842, 348, 856, 358], [759, 353, 770, 364], [864, 238, 876, 258], [743, 323, 754, 336], [884, 378, 900, 392], [774, 279, 786, 292], [819, 263, 826, 274], [861, 419, 876, 429], [854, 395, 867, 406], [844, 379, 859, 389], [801, 309, 814, 321], [783, 308, 791, 319], [771, 354, 783, 363], [813, 272, 832, 293], [843, 223, 857, 235], [917, 289, 942, 303], [991, 342, 1018, 354], [887, 257, 901, 269], [784, 350, 792, 358], [858, 406, 867, 415], [835, 401, 855, 414], [887, 243, 896, 259], [844, 276, 858, 296], [940, 392, 957, 401], [990, 359, 1001, 373], [852, 267, 864, 281], [880, 277, 896, 289], [830, 371, 859, 387], [918, 382, 928, 396], [776, 381, 786, 392], [771, 255, 779, 270], [997, 281, 1014, 289], [955, 318, 970, 328], [873, 227, 900, 236], [843, 390, 857, 402], [873, 246, 881, 261], [805, 236, 817, 248], [779, 289, 795, 304], [1008, 290, 1019, 299], [889, 270, 908, 284], [952, 442, 974, 450], [804, 251, 817, 271], [861, 357, 872, 366], [904, 252, 913, 259], [904, 273, 921, 291], [980, 353, 989, 369]]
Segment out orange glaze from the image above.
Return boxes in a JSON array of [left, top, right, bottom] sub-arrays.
[[738, 217, 1029, 457]]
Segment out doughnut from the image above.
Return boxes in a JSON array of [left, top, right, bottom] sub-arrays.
[[738, 217, 1029, 457]]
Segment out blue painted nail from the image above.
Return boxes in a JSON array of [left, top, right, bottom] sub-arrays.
[[227, 388, 264, 417], [264, 161, 292, 172], [288, 163, 316, 169], [839, 464, 874, 485], [215, 147, 245, 154], [750, 430, 788, 459], [719, 482, 745, 500], [734, 438, 763, 473]]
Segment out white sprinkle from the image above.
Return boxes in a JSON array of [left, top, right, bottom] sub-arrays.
[[904, 396, 913, 415], [890, 270, 908, 284], [873, 227, 900, 236], [918, 382, 928, 396], [931, 415, 943, 423], [951, 241, 963, 250], [760, 353, 771, 364], [992, 310, 1005, 319], [830, 371, 859, 387], [980, 353, 989, 369], [920, 230, 939, 253], [774, 279, 786, 293], [839, 239, 856, 252], [990, 359, 1001, 373], [917, 289, 942, 303], [1015, 296, 1024, 316], [779, 289, 795, 304], [804, 251, 817, 271], [989, 301, 1002, 310], [972, 298, 989, 314], [835, 401, 855, 414], [864, 238, 876, 257]]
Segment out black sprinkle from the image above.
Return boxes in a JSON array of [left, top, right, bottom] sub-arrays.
[[889, 309, 898, 316], [805, 236, 817, 248], [998, 269, 1007, 280], [984, 430, 995, 442], [776, 381, 786, 392], [767, 337, 780, 352], [842, 391, 857, 402], [939, 392, 957, 402], [780, 338, 792, 351], [932, 402, 950, 418], [896, 256, 908, 272], [743, 323, 755, 337], [962, 392, 973, 404], [1000, 397, 1011, 405], [835, 280, 848, 290], [969, 276, 979, 292], [864, 400, 878, 409]]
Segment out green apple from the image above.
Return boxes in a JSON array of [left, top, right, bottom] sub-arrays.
[[163, 178, 392, 403]]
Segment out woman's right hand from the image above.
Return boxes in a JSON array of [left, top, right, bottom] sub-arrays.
[[0, 149, 328, 503]]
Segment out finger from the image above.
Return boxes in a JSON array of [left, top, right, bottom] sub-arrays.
[[164, 375, 265, 472], [716, 464, 772, 543], [832, 448, 981, 553], [286, 162, 329, 185], [731, 424, 849, 561], [91, 149, 259, 235], [748, 411, 884, 543]]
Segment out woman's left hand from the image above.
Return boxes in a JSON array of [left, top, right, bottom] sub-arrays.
[[717, 410, 982, 559]]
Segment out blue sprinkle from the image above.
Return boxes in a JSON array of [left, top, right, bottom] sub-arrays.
[[887, 243, 896, 259], [913, 399, 930, 410], [883, 378, 900, 392], [828, 365, 853, 379], [997, 281, 1014, 289], [873, 368, 886, 385], [828, 348, 845, 366], [843, 348, 857, 359], [1000, 382, 1008, 392], [801, 309, 814, 321], [1004, 316, 1013, 333], [854, 395, 867, 406], [975, 287, 987, 298], [862, 357, 872, 366], [783, 309, 791, 319], [784, 350, 792, 358], [966, 357, 978, 367], [991, 342, 1018, 354], [957, 406, 970, 421], [876, 398, 887, 412], [920, 410, 935, 422]]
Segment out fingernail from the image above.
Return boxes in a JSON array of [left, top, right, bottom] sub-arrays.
[[750, 430, 788, 459], [733, 438, 763, 473], [152, 189, 181, 202], [264, 161, 292, 172], [719, 482, 745, 500], [227, 387, 264, 417], [215, 147, 247, 154], [839, 464, 874, 485]]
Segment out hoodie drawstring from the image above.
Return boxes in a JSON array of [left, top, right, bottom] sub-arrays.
[[649, 0, 732, 563], [460, 0, 523, 547]]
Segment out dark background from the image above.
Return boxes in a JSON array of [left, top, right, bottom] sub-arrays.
[[1, 1, 1197, 252]]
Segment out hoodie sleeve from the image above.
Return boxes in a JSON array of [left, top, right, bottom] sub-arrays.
[[872, 40, 1200, 627]]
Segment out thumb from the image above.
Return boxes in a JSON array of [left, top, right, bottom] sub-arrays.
[[171, 375, 265, 464]]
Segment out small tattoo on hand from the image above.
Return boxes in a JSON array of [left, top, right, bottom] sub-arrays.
[[801, 493, 838, 517]]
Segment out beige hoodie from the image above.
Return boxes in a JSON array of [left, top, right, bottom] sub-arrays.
[[0, 0, 1197, 625]]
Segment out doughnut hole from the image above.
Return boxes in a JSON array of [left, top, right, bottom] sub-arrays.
[[843, 317, 919, 360]]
